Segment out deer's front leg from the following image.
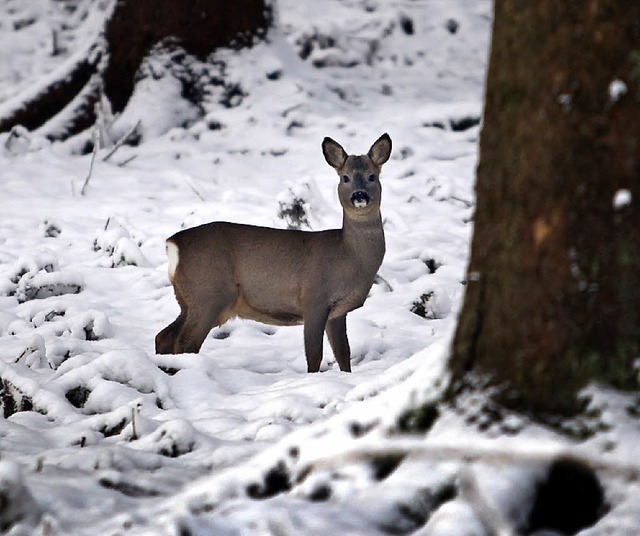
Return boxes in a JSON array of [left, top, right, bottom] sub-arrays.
[[326, 314, 351, 372], [304, 307, 330, 373]]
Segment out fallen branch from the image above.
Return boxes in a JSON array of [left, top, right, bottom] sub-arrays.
[[117, 155, 137, 167], [374, 273, 393, 292], [299, 440, 640, 483], [183, 175, 206, 202], [131, 406, 138, 440], [80, 128, 100, 196], [102, 119, 141, 162]]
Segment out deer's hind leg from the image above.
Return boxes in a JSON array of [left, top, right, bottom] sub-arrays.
[[156, 312, 186, 354], [172, 279, 238, 354], [156, 283, 189, 354]]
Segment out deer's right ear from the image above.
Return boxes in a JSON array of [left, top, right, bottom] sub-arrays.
[[322, 137, 348, 170]]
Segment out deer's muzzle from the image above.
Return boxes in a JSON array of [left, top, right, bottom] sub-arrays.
[[351, 191, 370, 208]]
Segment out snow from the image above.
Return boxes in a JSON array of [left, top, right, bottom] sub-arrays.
[[608, 79, 627, 102], [1, 0, 640, 534], [613, 189, 632, 209]]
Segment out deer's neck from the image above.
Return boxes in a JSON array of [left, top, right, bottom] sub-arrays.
[[341, 211, 385, 268]]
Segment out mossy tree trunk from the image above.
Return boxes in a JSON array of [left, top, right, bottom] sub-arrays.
[[0, 0, 270, 139], [449, 0, 640, 416]]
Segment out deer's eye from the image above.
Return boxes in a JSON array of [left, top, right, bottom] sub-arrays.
[[368, 174, 376, 182], [342, 175, 350, 183]]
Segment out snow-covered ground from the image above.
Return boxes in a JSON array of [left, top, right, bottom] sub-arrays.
[[1, 1, 639, 534]]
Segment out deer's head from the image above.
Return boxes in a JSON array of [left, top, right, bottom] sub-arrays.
[[322, 133, 392, 220]]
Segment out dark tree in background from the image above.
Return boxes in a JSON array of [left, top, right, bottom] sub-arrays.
[[0, 0, 270, 139], [450, 1, 640, 416]]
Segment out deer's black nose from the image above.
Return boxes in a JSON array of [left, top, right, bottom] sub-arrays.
[[351, 191, 370, 207]]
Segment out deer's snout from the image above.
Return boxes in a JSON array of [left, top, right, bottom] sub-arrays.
[[351, 191, 370, 208]]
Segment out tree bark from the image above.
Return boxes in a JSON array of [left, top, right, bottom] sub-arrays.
[[0, 0, 270, 139], [449, 0, 640, 416]]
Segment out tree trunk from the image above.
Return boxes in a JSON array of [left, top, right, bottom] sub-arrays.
[[449, 0, 640, 416], [0, 0, 270, 139], [103, 0, 270, 114]]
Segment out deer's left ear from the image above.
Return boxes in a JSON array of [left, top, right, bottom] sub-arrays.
[[368, 133, 392, 167]]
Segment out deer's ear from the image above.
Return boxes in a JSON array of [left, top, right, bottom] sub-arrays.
[[322, 137, 348, 170], [368, 133, 392, 167]]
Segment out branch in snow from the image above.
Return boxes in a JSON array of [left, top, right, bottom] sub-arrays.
[[183, 175, 206, 202], [80, 128, 100, 196], [131, 405, 139, 440], [298, 441, 640, 487], [102, 119, 141, 162], [117, 155, 137, 167]]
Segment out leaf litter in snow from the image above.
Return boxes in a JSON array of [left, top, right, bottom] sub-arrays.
[[0, 0, 638, 534]]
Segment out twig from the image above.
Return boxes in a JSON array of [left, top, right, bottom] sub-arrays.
[[102, 119, 141, 162], [183, 175, 206, 202], [447, 195, 474, 208], [80, 129, 100, 196], [117, 155, 138, 167], [131, 406, 138, 440], [52, 28, 61, 56], [374, 273, 393, 292]]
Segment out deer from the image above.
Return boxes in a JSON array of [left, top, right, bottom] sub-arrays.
[[155, 133, 392, 372]]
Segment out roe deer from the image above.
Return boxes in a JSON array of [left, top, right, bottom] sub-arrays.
[[155, 133, 392, 372]]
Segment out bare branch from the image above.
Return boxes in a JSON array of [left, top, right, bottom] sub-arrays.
[[183, 175, 206, 202], [131, 406, 138, 440], [299, 441, 640, 483], [102, 119, 141, 162], [80, 129, 100, 196], [117, 155, 138, 167]]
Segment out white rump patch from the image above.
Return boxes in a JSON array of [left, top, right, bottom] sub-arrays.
[[166, 240, 179, 282]]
